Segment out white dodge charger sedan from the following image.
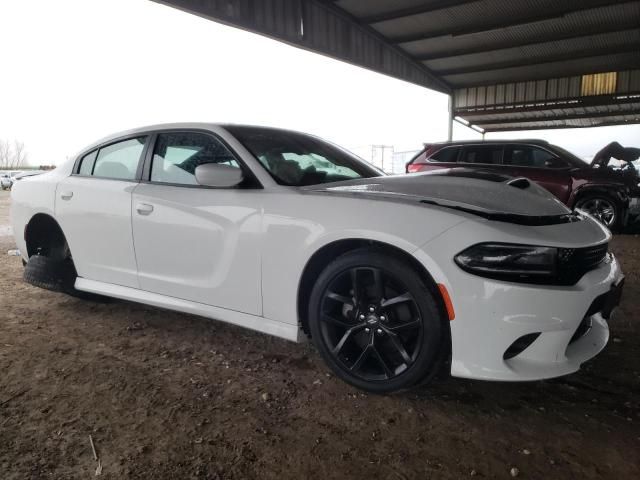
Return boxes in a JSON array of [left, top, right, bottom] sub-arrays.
[[11, 123, 624, 392]]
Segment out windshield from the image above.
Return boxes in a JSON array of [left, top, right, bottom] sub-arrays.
[[225, 126, 383, 186]]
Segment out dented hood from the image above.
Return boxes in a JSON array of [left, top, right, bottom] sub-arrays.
[[302, 169, 572, 221]]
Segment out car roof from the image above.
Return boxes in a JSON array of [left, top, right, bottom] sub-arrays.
[[76, 122, 311, 157], [425, 139, 550, 147]]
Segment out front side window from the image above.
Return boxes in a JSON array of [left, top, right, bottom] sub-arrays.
[[150, 132, 240, 185], [225, 126, 382, 186], [460, 145, 503, 165], [504, 146, 561, 168], [92, 137, 147, 180]]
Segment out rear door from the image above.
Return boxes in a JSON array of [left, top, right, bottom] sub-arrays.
[[503, 145, 572, 202], [55, 135, 149, 288], [458, 144, 504, 169]]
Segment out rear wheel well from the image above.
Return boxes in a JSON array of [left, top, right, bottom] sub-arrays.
[[25, 214, 68, 260], [297, 239, 450, 339]]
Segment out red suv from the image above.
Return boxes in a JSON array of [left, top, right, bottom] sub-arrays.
[[406, 140, 639, 230]]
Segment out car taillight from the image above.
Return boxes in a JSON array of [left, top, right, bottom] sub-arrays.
[[406, 156, 428, 173]]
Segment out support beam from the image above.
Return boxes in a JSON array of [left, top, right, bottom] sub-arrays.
[[417, 26, 640, 62], [435, 45, 639, 76], [389, 0, 636, 44], [362, 0, 480, 25], [471, 110, 640, 126], [453, 116, 485, 135], [483, 118, 640, 132], [454, 93, 640, 118]]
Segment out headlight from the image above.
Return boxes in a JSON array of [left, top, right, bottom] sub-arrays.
[[455, 243, 558, 283]]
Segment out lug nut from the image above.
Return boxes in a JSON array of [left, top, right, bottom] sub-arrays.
[[376, 328, 383, 335], [380, 315, 386, 321], [359, 314, 365, 320], [365, 327, 370, 333], [369, 306, 375, 313]]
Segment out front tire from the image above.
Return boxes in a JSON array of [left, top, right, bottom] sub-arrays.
[[308, 249, 446, 393], [575, 194, 621, 231]]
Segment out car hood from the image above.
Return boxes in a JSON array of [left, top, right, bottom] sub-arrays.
[[574, 165, 631, 181], [302, 169, 573, 222]]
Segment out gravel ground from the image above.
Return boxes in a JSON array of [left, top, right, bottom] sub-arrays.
[[0, 189, 639, 479]]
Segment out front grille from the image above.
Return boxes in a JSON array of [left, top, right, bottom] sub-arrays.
[[557, 243, 608, 285]]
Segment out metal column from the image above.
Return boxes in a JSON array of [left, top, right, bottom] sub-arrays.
[[447, 95, 453, 141]]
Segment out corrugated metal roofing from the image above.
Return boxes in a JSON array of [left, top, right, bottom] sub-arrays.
[[154, 0, 640, 131]]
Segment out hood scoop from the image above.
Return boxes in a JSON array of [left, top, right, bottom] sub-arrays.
[[506, 177, 531, 189]]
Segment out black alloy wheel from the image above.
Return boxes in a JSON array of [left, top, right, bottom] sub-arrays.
[[308, 249, 446, 393]]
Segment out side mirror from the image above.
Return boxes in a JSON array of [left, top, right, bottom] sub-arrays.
[[195, 163, 244, 188]]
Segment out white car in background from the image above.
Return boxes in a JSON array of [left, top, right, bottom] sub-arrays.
[[1, 170, 25, 190], [0, 173, 10, 190], [10, 123, 624, 392]]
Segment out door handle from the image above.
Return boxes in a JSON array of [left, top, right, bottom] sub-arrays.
[[60, 191, 73, 200], [136, 203, 154, 215]]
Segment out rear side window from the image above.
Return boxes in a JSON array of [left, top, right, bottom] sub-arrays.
[[460, 146, 503, 165], [429, 147, 459, 163], [78, 150, 97, 176], [92, 137, 147, 180], [150, 132, 240, 185]]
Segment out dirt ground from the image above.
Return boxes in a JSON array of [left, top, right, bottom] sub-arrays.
[[0, 189, 638, 480]]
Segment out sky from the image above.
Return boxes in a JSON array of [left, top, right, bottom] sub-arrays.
[[0, 0, 638, 167]]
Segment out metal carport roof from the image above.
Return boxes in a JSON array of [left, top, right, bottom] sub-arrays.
[[153, 0, 640, 134]]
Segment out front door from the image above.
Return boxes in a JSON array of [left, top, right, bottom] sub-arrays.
[[55, 136, 148, 288], [131, 131, 263, 315], [502, 145, 572, 203]]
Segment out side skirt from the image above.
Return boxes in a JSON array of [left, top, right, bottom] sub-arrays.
[[75, 278, 302, 342]]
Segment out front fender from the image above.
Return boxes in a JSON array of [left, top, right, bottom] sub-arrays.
[[259, 192, 469, 327], [569, 183, 630, 209]]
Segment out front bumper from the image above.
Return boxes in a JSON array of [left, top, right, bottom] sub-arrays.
[[414, 219, 623, 382], [453, 255, 620, 381]]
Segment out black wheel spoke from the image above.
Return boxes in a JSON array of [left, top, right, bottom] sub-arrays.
[[386, 331, 413, 365], [350, 269, 361, 305], [371, 268, 385, 302], [350, 344, 371, 372], [387, 318, 420, 332], [332, 324, 365, 355], [372, 346, 394, 379], [326, 291, 354, 307], [321, 313, 352, 329], [381, 292, 413, 308]]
